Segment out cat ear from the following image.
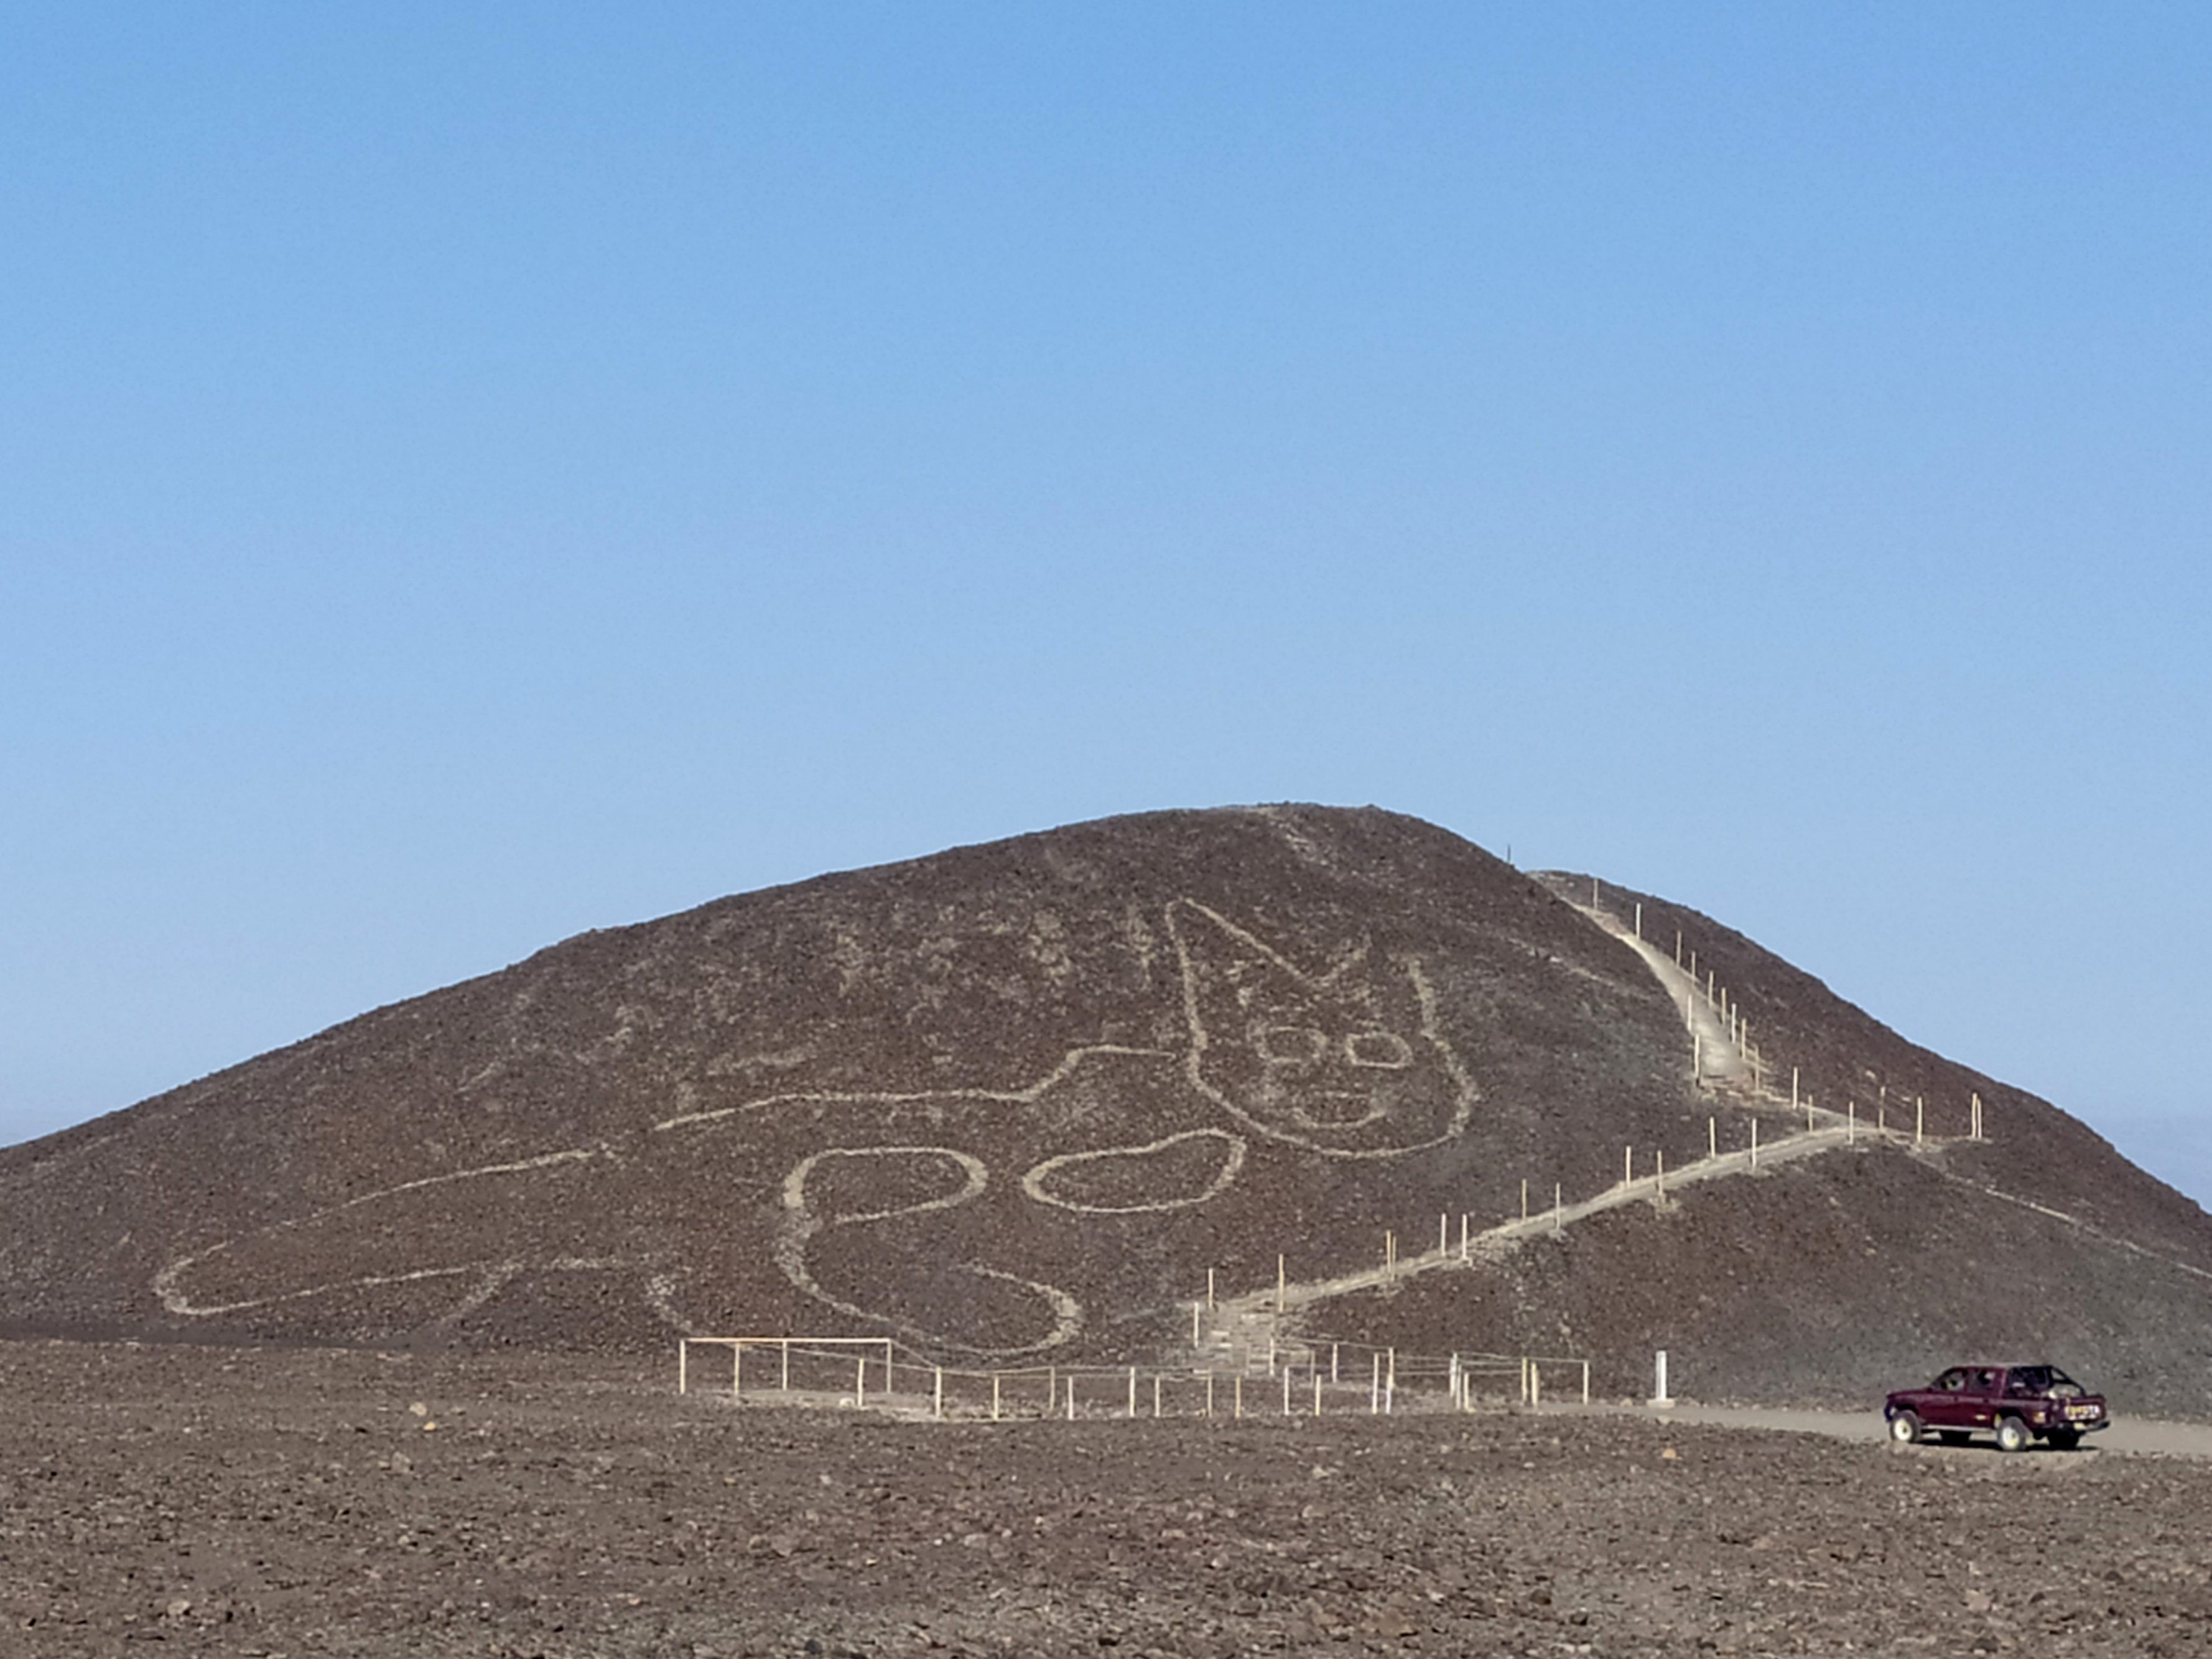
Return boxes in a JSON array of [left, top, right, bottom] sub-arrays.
[[1168, 901, 1371, 1036]]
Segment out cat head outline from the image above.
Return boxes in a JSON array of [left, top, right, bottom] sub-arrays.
[[1166, 900, 1477, 1158]]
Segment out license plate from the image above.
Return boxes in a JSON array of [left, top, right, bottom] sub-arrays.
[[2066, 1405, 2100, 1420]]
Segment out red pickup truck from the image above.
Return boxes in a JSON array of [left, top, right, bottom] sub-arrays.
[[1885, 1364, 2109, 1451]]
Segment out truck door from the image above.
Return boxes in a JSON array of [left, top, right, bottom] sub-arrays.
[[1925, 1367, 1971, 1428], [1965, 1367, 2004, 1429]]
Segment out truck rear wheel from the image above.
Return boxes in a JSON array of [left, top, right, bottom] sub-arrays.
[[2044, 1428, 2081, 1451]]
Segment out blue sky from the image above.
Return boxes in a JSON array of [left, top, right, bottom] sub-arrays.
[[4, 5, 2208, 1201]]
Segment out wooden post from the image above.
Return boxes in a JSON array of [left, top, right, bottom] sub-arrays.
[[1207, 1267, 1215, 1311], [678, 1340, 688, 1396], [1460, 1212, 1469, 1260], [1693, 1031, 1701, 1077], [1675, 929, 1682, 964], [1750, 1117, 1759, 1169], [1591, 876, 1599, 907], [1438, 1212, 1448, 1255], [1973, 1091, 1983, 1140], [1154, 1375, 1163, 1418], [1192, 1301, 1202, 1345], [1331, 1342, 1340, 1382], [1520, 1354, 1529, 1405], [1624, 1145, 1632, 1186], [1581, 1360, 1591, 1405], [885, 1342, 894, 1395], [1708, 1117, 1717, 1159], [934, 1367, 944, 1420], [1521, 1178, 1529, 1222], [1385, 1347, 1395, 1415], [1791, 1067, 1799, 1109], [1879, 1100, 1887, 1135], [1313, 1370, 1322, 1416], [1234, 1375, 1243, 1420], [855, 1356, 865, 1409], [1277, 1253, 1286, 1313], [781, 1339, 790, 1391], [1848, 1101, 1856, 1144], [1916, 1095, 1925, 1146], [1554, 1181, 1563, 1235], [1128, 1366, 1138, 1418], [1807, 1097, 1815, 1134], [1370, 1353, 1380, 1415], [1048, 1365, 1056, 1411], [1206, 1372, 1215, 1418], [992, 1373, 1001, 1421], [1281, 1369, 1291, 1415], [1635, 901, 1642, 937], [733, 1342, 743, 1400], [1655, 1148, 1665, 1201], [1066, 1375, 1076, 1421], [1531, 1364, 1541, 1408]]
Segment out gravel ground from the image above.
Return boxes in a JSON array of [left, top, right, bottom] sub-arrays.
[[4, 1341, 2210, 1657]]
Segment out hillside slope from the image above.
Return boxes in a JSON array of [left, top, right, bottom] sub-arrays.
[[3, 806, 2206, 1411]]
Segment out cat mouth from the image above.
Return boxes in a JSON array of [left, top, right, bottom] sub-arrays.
[[1290, 1092, 1387, 1130]]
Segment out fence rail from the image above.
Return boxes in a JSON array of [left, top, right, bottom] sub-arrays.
[[677, 1334, 1589, 1420]]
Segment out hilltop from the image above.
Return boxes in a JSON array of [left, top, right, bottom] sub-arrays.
[[3, 805, 2207, 1411]]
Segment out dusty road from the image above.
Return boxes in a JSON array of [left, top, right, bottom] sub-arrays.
[[4, 1340, 2210, 1656]]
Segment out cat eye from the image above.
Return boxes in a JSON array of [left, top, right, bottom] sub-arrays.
[[1344, 1031, 1413, 1069], [1252, 1025, 1328, 1063]]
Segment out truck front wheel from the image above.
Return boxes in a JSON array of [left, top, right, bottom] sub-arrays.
[[1995, 1415, 2032, 1452], [1889, 1410, 1922, 1444]]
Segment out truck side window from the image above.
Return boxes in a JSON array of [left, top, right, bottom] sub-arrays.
[[1936, 1369, 1966, 1392]]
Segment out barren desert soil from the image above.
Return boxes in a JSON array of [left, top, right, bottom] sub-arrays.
[[5, 1341, 2211, 1657]]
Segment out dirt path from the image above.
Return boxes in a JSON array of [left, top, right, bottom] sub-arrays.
[[1626, 1401, 2212, 1460]]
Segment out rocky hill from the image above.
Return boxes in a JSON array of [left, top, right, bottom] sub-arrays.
[[4, 806, 2208, 1413]]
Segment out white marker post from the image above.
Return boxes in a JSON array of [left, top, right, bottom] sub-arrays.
[[1652, 1349, 1675, 1409]]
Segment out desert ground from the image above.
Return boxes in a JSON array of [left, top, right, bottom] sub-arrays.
[[4, 1340, 2210, 1657]]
